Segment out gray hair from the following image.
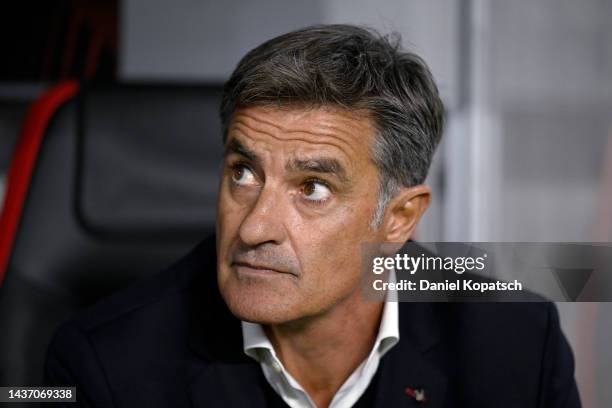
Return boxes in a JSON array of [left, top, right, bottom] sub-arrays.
[[220, 24, 445, 227]]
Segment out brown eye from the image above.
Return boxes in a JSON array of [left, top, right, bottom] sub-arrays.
[[232, 166, 244, 181], [303, 182, 315, 196], [302, 180, 331, 202], [230, 164, 257, 186]]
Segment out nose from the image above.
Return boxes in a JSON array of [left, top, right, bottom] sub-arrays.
[[238, 184, 287, 247]]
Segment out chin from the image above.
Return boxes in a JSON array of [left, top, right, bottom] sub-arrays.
[[219, 278, 305, 325]]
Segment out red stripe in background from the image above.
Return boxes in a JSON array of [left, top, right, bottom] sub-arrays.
[[0, 80, 79, 287]]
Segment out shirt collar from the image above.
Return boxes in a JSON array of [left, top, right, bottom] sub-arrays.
[[242, 269, 399, 360]]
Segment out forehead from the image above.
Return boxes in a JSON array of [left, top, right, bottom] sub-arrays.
[[226, 105, 376, 163]]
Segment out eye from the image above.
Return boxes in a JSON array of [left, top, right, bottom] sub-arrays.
[[302, 180, 332, 203], [231, 164, 257, 186]]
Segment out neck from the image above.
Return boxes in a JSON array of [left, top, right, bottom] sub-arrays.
[[264, 292, 384, 408]]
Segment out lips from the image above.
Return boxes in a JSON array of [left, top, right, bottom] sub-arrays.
[[232, 261, 290, 275]]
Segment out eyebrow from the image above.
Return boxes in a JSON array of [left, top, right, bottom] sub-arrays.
[[224, 138, 260, 165], [225, 137, 350, 185], [287, 157, 349, 184]]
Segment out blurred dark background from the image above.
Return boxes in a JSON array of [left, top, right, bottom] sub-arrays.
[[0, 0, 118, 187], [0, 0, 117, 81], [0, 1, 611, 406]]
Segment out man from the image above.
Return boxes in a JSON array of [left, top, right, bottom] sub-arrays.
[[45, 25, 580, 407]]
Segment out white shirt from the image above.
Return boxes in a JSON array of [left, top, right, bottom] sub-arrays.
[[241, 272, 399, 408]]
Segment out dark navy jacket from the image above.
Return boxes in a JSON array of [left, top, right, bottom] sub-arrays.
[[45, 236, 581, 407]]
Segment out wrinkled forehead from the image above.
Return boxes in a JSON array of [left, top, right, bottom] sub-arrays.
[[226, 105, 376, 164]]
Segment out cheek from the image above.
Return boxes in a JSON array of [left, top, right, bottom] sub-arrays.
[[294, 202, 377, 288]]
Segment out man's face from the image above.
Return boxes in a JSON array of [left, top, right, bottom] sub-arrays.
[[216, 105, 387, 324]]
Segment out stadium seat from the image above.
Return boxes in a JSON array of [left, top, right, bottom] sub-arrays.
[[0, 80, 224, 386]]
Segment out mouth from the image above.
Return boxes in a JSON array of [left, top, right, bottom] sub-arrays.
[[231, 261, 293, 277]]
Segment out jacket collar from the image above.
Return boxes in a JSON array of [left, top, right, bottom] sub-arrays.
[[371, 302, 447, 407], [183, 235, 249, 363], [182, 236, 266, 407]]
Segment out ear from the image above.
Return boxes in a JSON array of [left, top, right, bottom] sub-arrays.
[[381, 184, 431, 245]]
